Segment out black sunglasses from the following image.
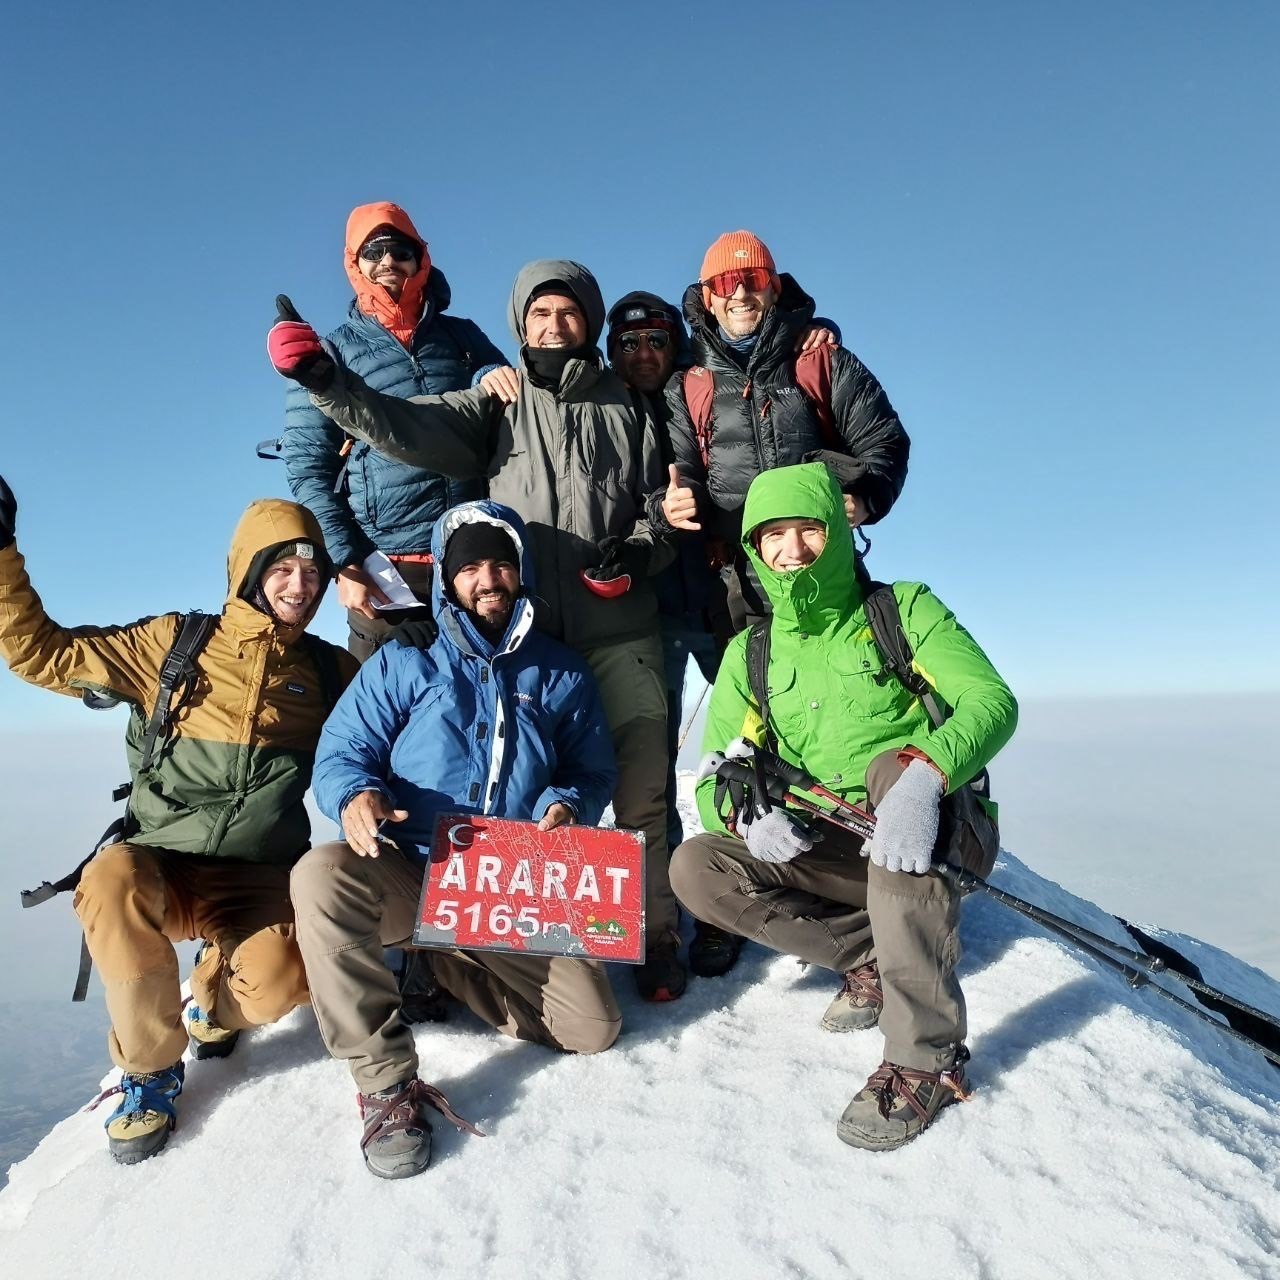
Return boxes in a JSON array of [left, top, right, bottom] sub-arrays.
[[616, 330, 671, 354], [359, 239, 418, 264]]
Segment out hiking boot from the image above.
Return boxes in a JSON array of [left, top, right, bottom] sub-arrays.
[[357, 1078, 486, 1180], [836, 1047, 972, 1152], [688, 921, 744, 978], [185, 1001, 240, 1060], [397, 949, 451, 1025], [94, 1061, 186, 1166], [635, 931, 687, 1002], [821, 961, 883, 1033]]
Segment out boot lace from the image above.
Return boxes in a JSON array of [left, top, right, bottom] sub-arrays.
[[360, 1079, 486, 1150], [866, 1048, 972, 1122]]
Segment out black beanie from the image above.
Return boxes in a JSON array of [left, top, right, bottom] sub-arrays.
[[442, 522, 519, 587]]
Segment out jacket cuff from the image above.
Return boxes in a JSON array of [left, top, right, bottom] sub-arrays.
[[898, 747, 948, 790]]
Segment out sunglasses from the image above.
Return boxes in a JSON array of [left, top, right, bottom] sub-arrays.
[[616, 330, 671, 354], [358, 239, 418, 264], [703, 267, 774, 298]]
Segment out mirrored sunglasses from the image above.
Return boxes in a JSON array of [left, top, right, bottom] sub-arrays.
[[616, 330, 671, 354], [703, 267, 774, 298], [358, 239, 418, 264]]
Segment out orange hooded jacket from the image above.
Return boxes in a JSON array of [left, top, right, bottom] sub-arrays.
[[344, 202, 433, 348]]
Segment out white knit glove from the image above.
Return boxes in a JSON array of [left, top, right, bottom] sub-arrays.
[[864, 760, 944, 874], [741, 808, 817, 864]]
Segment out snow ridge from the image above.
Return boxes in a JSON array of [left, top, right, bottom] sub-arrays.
[[2, 838, 1277, 1280]]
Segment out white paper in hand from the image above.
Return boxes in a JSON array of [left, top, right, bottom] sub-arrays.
[[362, 551, 430, 612]]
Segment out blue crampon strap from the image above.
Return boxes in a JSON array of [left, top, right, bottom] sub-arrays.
[[90, 1063, 185, 1128]]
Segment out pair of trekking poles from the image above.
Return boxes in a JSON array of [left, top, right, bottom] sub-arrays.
[[699, 744, 1280, 1071]]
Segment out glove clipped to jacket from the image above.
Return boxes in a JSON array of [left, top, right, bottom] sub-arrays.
[[267, 294, 337, 393], [0, 474, 15, 550], [864, 759, 944, 874], [579, 536, 649, 599]]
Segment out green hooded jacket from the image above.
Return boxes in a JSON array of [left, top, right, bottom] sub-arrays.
[[695, 463, 1017, 835]]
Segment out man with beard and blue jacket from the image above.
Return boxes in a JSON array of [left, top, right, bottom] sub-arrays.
[[290, 500, 621, 1180]]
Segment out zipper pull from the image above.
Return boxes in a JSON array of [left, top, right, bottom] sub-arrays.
[[741, 378, 752, 400]]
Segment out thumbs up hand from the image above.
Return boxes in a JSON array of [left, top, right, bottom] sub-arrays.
[[267, 294, 336, 392], [661, 463, 701, 531]]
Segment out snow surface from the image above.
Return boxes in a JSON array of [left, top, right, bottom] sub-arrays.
[[2, 779, 1278, 1280]]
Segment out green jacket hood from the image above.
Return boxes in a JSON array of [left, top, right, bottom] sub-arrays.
[[740, 463, 859, 630]]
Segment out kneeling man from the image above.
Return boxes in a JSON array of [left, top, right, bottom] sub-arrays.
[[292, 499, 621, 1179], [670, 463, 1016, 1151]]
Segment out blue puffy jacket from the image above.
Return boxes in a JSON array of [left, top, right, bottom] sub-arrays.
[[311, 501, 617, 858], [282, 268, 508, 568]]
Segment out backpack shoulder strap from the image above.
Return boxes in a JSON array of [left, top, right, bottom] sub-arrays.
[[744, 619, 778, 751], [794, 343, 840, 452], [137, 611, 218, 773], [860, 583, 947, 729], [682, 366, 716, 469]]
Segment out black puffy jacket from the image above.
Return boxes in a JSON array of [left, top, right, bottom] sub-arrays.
[[663, 274, 909, 545]]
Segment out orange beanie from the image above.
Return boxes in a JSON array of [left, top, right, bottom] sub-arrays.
[[699, 231, 778, 309]]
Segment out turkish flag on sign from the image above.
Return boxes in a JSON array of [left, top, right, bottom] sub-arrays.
[[413, 815, 646, 964]]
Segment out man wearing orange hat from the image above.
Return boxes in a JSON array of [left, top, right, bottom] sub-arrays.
[[281, 202, 511, 661], [658, 231, 911, 629]]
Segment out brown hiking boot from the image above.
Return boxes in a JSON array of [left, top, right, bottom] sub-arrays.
[[836, 1047, 972, 1151], [358, 1078, 486, 1180], [820, 961, 883, 1033]]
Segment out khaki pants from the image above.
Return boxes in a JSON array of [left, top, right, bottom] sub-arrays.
[[72, 843, 309, 1074], [669, 752, 967, 1072], [346, 558, 434, 663], [290, 841, 621, 1094], [581, 632, 676, 940]]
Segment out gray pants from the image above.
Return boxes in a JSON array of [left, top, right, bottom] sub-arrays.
[[669, 752, 965, 1072], [581, 633, 676, 941], [346, 558, 435, 663], [291, 841, 621, 1094]]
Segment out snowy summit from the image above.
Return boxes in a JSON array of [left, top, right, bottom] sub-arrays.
[[2, 792, 1277, 1280]]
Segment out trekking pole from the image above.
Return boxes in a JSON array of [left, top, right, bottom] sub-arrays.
[[725, 743, 1280, 1056], [677, 682, 710, 751], [936, 866, 1280, 1068]]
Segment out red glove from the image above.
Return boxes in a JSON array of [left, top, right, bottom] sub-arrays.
[[267, 295, 335, 391]]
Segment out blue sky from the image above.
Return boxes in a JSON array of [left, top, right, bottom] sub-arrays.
[[1, 2, 1276, 727]]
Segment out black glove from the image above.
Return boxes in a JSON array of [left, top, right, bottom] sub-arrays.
[[0, 474, 15, 550], [268, 295, 336, 393], [387, 615, 439, 650]]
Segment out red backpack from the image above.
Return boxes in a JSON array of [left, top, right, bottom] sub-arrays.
[[681, 343, 840, 469]]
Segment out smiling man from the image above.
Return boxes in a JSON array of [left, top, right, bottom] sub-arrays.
[[291, 500, 620, 1179], [280, 202, 509, 660], [671, 463, 1016, 1152], [0, 477, 356, 1165], [657, 230, 911, 630]]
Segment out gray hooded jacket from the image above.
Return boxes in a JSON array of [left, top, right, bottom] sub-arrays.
[[310, 260, 670, 650]]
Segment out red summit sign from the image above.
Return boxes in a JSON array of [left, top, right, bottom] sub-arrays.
[[413, 815, 646, 964]]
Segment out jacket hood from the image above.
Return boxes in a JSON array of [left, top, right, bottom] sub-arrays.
[[430, 500, 537, 657], [507, 259, 605, 348], [740, 463, 860, 632], [344, 202, 435, 341], [228, 499, 332, 636], [606, 289, 693, 371], [682, 271, 817, 363]]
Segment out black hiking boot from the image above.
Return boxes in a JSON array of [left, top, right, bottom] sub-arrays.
[[397, 950, 452, 1024], [688, 921, 744, 978], [635, 931, 687, 1002], [836, 1047, 972, 1151]]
